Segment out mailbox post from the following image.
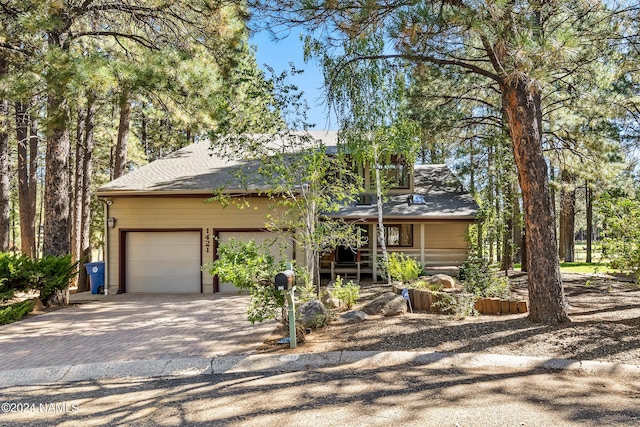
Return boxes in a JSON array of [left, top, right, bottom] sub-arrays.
[[275, 270, 296, 349]]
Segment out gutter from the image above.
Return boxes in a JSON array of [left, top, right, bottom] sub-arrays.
[[97, 197, 111, 296]]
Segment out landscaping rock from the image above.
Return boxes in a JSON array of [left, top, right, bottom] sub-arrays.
[[426, 274, 458, 289], [297, 300, 328, 327], [324, 297, 344, 310], [362, 292, 407, 316], [337, 310, 369, 324], [381, 296, 408, 316]]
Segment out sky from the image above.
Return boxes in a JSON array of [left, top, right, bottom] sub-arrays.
[[250, 29, 339, 130]]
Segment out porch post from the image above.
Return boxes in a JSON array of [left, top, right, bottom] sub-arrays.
[[420, 223, 425, 268], [372, 223, 377, 281]]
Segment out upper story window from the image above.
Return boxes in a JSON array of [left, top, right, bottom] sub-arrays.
[[383, 162, 410, 188]]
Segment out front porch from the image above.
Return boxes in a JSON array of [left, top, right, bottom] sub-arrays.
[[320, 222, 469, 281]]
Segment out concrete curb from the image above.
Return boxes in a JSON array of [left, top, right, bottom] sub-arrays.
[[2, 351, 639, 388]]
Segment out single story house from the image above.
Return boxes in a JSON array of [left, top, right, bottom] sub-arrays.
[[95, 130, 480, 294]]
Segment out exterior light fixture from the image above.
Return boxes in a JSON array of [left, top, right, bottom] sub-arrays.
[[106, 217, 116, 228]]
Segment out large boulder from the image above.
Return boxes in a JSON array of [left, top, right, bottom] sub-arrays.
[[297, 300, 329, 328], [362, 292, 407, 316], [425, 274, 458, 289]]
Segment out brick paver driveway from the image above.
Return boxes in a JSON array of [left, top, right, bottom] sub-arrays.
[[0, 294, 276, 371]]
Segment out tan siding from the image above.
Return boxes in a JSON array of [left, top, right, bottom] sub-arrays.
[[424, 222, 469, 249], [105, 196, 284, 293]]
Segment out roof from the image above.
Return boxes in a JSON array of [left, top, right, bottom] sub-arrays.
[[95, 130, 339, 196], [95, 131, 479, 220], [326, 164, 479, 221]]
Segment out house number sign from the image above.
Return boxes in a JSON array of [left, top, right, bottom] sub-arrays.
[[204, 228, 211, 253]]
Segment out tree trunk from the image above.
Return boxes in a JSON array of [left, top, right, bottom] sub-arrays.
[[71, 105, 85, 285], [15, 102, 37, 257], [43, 92, 71, 258], [28, 115, 38, 257], [502, 81, 568, 324], [558, 170, 575, 262], [373, 142, 390, 284], [114, 90, 131, 179], [78, 95, 96, 292], [501, 178, 513, 272], [513, 189, 523, 264], [0, 97, 9, 252], [586, 183, 593, 263]]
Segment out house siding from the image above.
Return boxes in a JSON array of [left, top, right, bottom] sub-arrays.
[[105, 196, 294, 294]]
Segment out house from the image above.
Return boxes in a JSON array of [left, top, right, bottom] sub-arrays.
[[95, 130, 479, 294]]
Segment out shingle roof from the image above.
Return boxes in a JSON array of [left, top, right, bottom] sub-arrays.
[[95, 131, 479, 220], [326, 164, 479, 220], [95, 131, 339, 195]]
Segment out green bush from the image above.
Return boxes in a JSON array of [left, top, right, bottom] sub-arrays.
[[409, 278, 443, 292], [329, 275, 360, 309], [203, 239, 287, 323], [30, 255, 79, 302], [458, 256, 511, 299], [0, 299, 35, 325], [0, 253, 78, 304], [433, 292, 478, 319], [386, 252, 423, 283], [0, 253, 35, 293]]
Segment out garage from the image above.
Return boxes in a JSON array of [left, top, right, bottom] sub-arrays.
[[125, 230, 201, 293], [217, 230, 294, 293]]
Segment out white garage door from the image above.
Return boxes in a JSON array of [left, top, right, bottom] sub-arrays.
[[217, 231, 294, 293], [126, 231, 201, 293]]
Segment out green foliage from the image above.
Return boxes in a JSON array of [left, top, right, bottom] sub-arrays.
[[205, 238, 277, 290], [433, 292, 478, 319], [0, 300, 35, 325], [459, 256, 511, 299], [203, 239, 287, 323], [30, 256, 79, 302], [386, 252, 423, 283], [304, 312, 333, 329], [597, 193, 640, 276], [0, 253, 77, 301], [408, 278, 443, 292], [0, 253, 35, 293], [329, 276, 360, 309]]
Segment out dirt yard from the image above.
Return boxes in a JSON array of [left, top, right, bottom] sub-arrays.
[[257, 272, 640, 365]]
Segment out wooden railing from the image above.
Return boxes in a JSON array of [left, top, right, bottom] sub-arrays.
[[321, 247, 468, 280]]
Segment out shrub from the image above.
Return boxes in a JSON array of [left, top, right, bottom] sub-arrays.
[[0, 253, 78, 305], [409, 278, 443, 292], [459, 256, 511, 299], [433, 292, 478, 319], [0, 299, 35, 325], [329, 275, 360, 309], [203, 239, 287, 323], [386, 252, 423, 283], [30, 255, 79, 303]]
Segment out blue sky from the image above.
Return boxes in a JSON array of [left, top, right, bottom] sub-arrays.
[[250, 29, 339, 130]]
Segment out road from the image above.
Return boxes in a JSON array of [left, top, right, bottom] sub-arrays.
[[1, 364, 638, 426]]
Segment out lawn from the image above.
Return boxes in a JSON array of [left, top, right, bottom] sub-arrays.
[[513, 262, 614, 275]]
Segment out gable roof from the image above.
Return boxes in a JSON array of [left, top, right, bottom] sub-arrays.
[[95, 130, 339, 196], [95, 130, 479, 220], [327, 164, 479, 221]]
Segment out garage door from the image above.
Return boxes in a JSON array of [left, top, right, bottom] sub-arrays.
[[217, 231, 294, 293], [126, 231, 201, 293]]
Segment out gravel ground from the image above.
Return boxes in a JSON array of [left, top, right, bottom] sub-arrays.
[[257, 272, 640, 365]]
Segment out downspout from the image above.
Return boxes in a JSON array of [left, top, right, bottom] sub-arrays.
[[98, 197, 111, 296]]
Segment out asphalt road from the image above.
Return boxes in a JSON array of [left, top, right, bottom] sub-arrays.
[[1, 365, 639, 427]]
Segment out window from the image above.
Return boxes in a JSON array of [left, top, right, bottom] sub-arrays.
[[379, 224, 413, 247], [383, 162, 410, 188]]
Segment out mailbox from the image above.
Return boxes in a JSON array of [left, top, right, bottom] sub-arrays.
[[275, 270, 295, 291]]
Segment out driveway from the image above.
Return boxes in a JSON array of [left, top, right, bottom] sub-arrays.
[[0, 294, 276, 372]]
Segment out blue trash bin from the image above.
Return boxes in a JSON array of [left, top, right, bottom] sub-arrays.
[[85, 261, 105, 294]]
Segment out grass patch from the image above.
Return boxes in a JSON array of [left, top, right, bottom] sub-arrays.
[[514, 262, 613, 274]]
